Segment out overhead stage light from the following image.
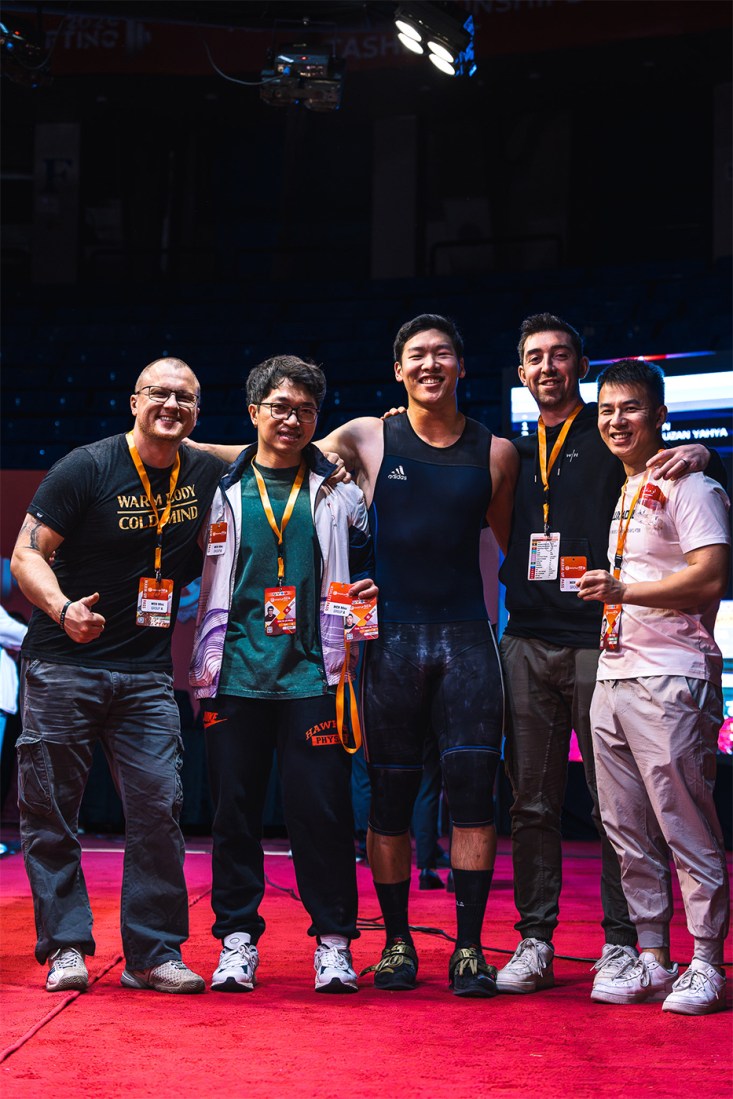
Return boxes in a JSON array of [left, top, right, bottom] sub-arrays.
[[394, 17, 422, 43], [397, 32, 423, 55], [260, 44, 345, 111], [429, 53, 455, 77], [393, 4, 476, 77]]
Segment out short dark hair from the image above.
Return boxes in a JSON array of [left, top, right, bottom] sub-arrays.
[[246, 355, 326, 407], [393, 314, 464, 363], [517, 313, 583, 363], [596, 358, 665, 406]]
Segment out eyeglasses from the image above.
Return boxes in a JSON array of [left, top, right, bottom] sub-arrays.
[[259, 401, 319, 424], [136, 385, 199, 409]]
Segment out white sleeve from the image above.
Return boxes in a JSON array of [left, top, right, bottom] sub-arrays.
[[0, 606, 27, 650], [671, 476, 731, 556]]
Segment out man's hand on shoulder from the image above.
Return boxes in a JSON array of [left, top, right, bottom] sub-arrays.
[[322, 452, 352, 485], [646, 443, 709, 481]]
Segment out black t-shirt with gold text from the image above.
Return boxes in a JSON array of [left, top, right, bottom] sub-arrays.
[[22, 434, 225, 671]]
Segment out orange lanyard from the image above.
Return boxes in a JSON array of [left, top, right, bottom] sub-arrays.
[[252, 460, 307, 583], [126, 432, 180, 580], [336, 640, 362, 754], [537, 403, 583, 534], [612, 474, 648, 579]]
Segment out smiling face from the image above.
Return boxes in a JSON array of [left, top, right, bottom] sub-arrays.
[[249, 379, 319, 468], [394, 328, 465, 409], [130, 359, 200, 457], [597, 381, 666, 474], [518, 330, 589, 424]]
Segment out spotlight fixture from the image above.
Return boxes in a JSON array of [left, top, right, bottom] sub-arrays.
[[260, 44, 345, 111], [393, 4, 476, 77]]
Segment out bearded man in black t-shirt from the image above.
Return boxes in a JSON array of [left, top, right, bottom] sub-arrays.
[[11, 357, 224, 996]]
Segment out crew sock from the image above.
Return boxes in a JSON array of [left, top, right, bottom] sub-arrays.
[[374, 879, 413, 947], [453, 868, 493, 949]]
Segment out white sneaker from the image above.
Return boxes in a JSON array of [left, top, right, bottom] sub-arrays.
[[46, 946, 88, 993], [592, 944, 639, 989], [497, 938, 555, 994], [662, 958, 726, 1016], [211, 933, 259, 993], [314, 937, 358, 994], [591, 950, 678, 1004], [120, 959, 205, 994]]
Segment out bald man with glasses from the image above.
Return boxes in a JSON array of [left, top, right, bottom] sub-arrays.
[[11, 357, 225, 996]]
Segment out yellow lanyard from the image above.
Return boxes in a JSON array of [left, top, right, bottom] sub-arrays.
[[251, 460, 307, 583], [612, 473, 648, 580], [126, 432, 180, 580], [336, 639, 362, 754], [537, 403, 583, 534]]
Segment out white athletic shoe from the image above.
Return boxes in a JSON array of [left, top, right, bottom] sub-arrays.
[[120, 959, 205, 994], [211, 933, 259, 992], [591, 944, 639, 990], [314, 938, 358, 994], [497, 938, 555, 994], [591, 950, 678, 1005], [662, 959, 726, 1016], [46, 946, 88, 993]]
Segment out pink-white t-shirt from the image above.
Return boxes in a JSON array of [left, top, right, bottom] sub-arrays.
[[596, 471, 730, 685]]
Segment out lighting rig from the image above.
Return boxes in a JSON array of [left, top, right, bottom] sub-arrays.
[[259, 44, 345, 111], [394, 3, 476, 77]]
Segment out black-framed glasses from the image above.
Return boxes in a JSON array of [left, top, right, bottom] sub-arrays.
[[136, 385, 199, 408], [259, 401, 319, 424]]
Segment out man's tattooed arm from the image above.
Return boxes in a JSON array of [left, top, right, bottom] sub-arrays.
[[11, 513, 67, 621], [19, 516, 47, 555]]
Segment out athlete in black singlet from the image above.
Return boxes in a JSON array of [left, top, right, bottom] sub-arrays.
[[318, 315, 518, 997], [365, 410, 504, 822]]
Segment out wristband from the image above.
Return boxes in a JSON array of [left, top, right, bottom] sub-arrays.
[[59, 599, 73, 631]]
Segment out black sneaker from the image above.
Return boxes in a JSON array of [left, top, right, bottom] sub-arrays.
[[449, 946, 498, 998], [419, 868, 444, 891], [361, 938, 418, 991]]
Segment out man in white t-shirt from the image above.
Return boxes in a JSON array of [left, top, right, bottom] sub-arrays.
[[578, 358, 730, 1016]]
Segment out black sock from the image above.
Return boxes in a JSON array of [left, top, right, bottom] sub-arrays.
[[453, 868, 493, 950], [375, 879, 413, 947]]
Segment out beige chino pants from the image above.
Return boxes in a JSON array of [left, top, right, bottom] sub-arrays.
[[590, 674, 729, 965]]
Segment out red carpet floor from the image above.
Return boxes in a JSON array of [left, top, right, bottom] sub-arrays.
[[1, 836, 731, 1099]]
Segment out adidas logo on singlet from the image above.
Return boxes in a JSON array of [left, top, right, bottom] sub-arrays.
[[387, 465, 407, 481]]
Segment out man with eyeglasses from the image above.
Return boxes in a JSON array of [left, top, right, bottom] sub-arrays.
[[190, 355, 376, 995], [11, 357, 225, 995]]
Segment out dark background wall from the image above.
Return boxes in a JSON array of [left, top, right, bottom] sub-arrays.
[[1, 0, 731, 835]]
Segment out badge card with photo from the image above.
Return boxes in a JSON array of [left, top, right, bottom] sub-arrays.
[[345, 597, 379, 641], [264, 586, 297, 635]]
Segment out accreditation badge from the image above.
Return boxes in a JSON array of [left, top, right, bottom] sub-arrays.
[[528, 532, 560, 581], [324, 581, 353, 617], [136, 577, 174, 628], [345, 597, 379, 642], [600, 603, 622, 651], [206, 521, 228, 556], [559, 555, 588, 593], [264, 586, 297, 635]]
